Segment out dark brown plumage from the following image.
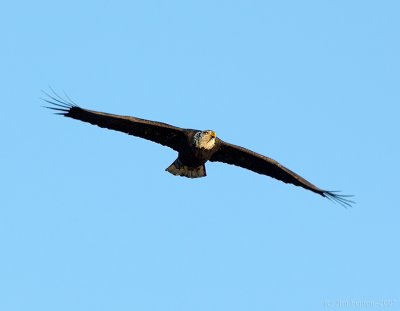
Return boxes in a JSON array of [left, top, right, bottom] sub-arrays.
[[44, 91, 354, 207]]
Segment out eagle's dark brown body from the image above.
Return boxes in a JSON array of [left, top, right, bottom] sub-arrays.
[[44, 91, 354, 207], [178, 131, 219, 167]]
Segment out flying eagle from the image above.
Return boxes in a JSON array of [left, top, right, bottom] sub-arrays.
[[44, 92, 353, 207]]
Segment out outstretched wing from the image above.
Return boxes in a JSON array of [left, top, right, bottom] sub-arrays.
[[44, 92, 187, 152], [210, 140, 354, 207]]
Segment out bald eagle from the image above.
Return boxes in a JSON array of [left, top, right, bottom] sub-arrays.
[[44, 92, 353, 207]]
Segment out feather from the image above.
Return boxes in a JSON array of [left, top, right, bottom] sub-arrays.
[[210, 139, 354, 207], [43, 91, 187, 151]]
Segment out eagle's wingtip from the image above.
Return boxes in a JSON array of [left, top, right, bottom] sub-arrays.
[[323, 190, 355, 208], [42, 88, 78, 115]]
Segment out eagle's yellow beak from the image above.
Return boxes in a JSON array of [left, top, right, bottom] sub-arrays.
[[211, 131, 216, 138]]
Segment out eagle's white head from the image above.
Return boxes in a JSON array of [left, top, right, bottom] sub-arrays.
[[193, 130, 217, 150]]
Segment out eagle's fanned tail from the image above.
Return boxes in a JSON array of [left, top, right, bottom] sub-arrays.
[[166, 159, 206, 178]]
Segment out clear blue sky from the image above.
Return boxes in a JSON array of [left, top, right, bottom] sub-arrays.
[[1, 1, 399, 310]]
